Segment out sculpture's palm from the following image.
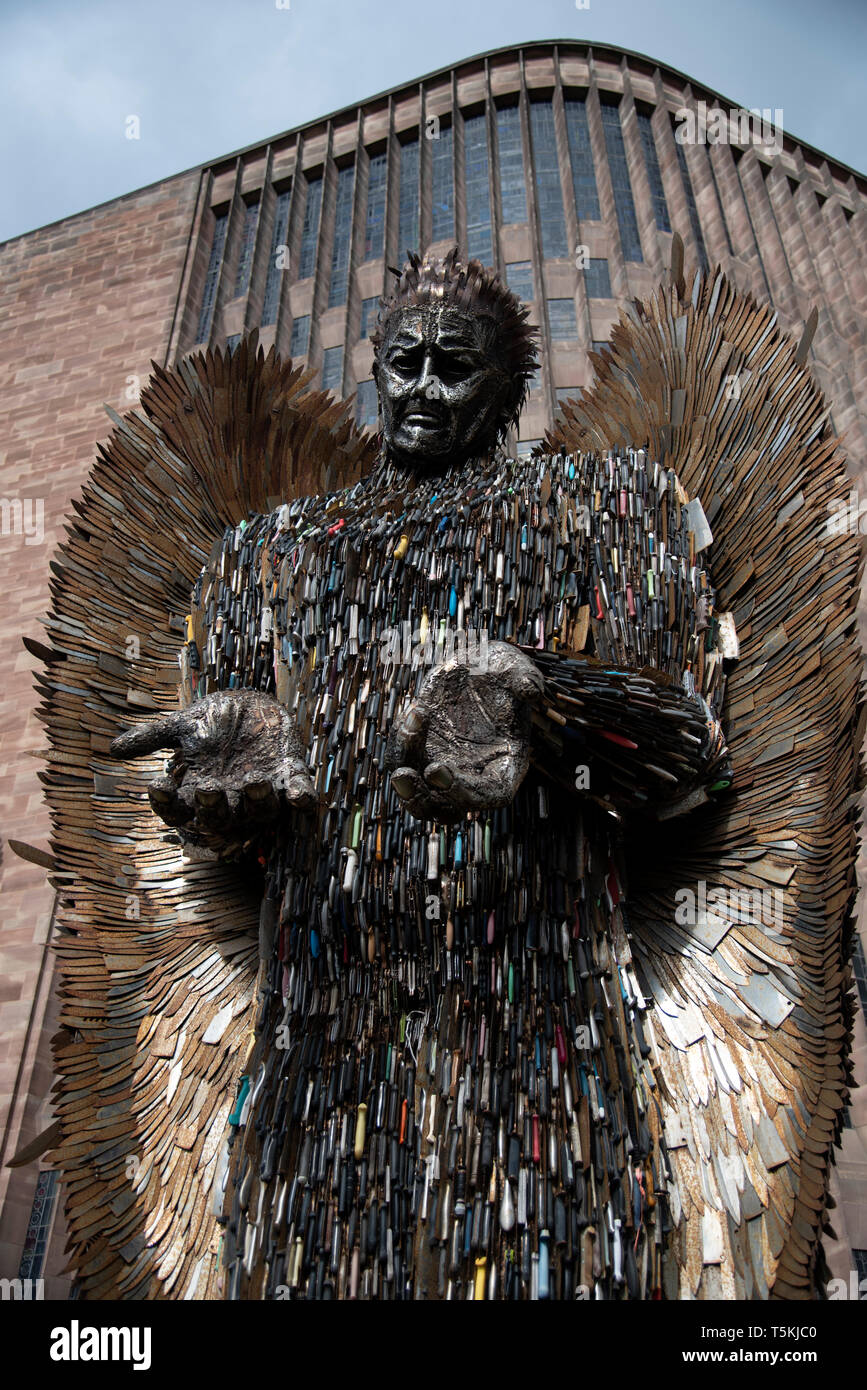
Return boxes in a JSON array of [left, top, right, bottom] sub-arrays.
[[110, 690, 314, 851]]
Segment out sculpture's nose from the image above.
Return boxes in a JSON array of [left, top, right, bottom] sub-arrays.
[[414, 351, 442, 403]]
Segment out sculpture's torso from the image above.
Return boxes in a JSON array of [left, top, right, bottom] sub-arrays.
[[190, 451, 708, 1299]]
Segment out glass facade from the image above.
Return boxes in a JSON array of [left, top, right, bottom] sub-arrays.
[[529, 101, 568, 259], [329, 165, 356, 308], [322, 345, 344, 393], [234, 200, 259, 297], [298, 176, 323, 281], [290, 314, 310, 357], [548, 298, 578, 339], [398, 138, 420, 257], [556, 386, 579, 402], [261, 188, 291, 326], [359, 296, 379, 339], [506, 261, 534, 302], [675, 139, 709, 272], [196, 211, 228, 342], [496, 105, 527, 224], [364, 153, 387, 261], [464, 113, 492, 263], [431, 123, 454, 241], [564, 98, 600, 221], [196, 64, 776, 452], [600, 102, 643, 263], [637, 112, 671, 232], [356, 379, 378, 429], [584, 257, 612, 298]]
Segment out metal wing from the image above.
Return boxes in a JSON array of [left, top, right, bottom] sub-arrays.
[[37, 338, 376, 1298], [543, 255, 862, 1299]]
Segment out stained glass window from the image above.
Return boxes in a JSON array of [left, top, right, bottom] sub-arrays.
[[234, 200, 260, 297], [548, 298, 578, 339], [364, 153, 387, 261], [298, 176, 323, 281], [329, 165, 356, 308], [398, 138, 420, 256], [497, 105, 527, 224], [359, 296, 379, 340], [464, 114, 492, 263], [675, 139, 709, 272], [564, 99, 600, 221], [290, 314, 310, 357], [431, 123, 454, 240], [196, 210, 228, 342], [529, 101, 568, 259], [322, 345, 344, 394], [261, 188, 291, 326], [356, 379, 379, 429], [506, 261, 534, 302], [18, 1169, 58, 1281], [584, 257, 612, 298], [637, 112, 670, 232], [600, 102, 643, 263]]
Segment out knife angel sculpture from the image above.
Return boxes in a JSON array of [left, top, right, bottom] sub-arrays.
[[29, 245, 860, 1301]]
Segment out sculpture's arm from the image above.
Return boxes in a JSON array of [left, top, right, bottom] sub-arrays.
[[110, 512, 315, 855], [527, 648, 731, 818], [385, 639, 730, 824]]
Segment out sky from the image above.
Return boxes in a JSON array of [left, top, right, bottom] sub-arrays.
[[1, 0, 864, 243]]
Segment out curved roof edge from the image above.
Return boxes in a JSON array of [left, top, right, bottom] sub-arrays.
[[4, 37, 862, 246]]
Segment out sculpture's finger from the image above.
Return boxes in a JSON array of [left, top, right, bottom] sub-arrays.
[[148, 775, 193, 827], [424, 762, 455, 791], [385, 704, 429, 771], [241, 780, 281, 823], [389, 765, 427, 805], [193, 783, 233, 829], [110, 710, 189, 760], [279, 762, 317, 809]]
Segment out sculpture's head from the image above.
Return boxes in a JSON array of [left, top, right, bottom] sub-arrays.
[[371, 249, 538, 471]]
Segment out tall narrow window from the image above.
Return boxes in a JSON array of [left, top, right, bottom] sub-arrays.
[[398, 138, 420, 256], [506, 261, 534, 302], [675, 139, 709, 272], [290, 314, 310, 358], [364, 153, 387, 261], [196, 210, 228, 342], [528, 101, 568, 259], [431, 123, 454, 241], [17, 1169, 58, 1281], [226, 334, 241, 355], [260, 188, 291, 326], [359, 296, 379, 340], [356, 379, 378, 429], [706, 148, 734, 255], [464, 113, 492, 263], [564, 98, 600, 221], [497, 105, 527, 224], [234, 200, 260, 297], [636, 112, 670, 232], [547, 298, 578, 339], [329, 165, 356, 308], [298, 176, 323, 281], [584, 257, 612, 298], [322, 345, 344, 394], [600, 102, 643, 263]]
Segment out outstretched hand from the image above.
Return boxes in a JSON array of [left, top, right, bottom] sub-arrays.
[[110, 689, 315, 851], [385, 641, 544, 822]]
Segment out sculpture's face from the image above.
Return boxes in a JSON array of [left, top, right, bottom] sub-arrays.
[[375, 307, 511, 469]]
